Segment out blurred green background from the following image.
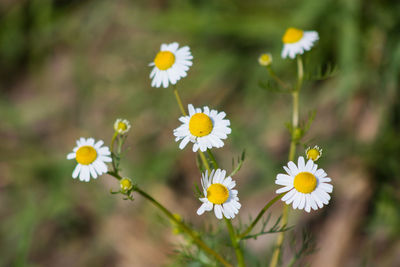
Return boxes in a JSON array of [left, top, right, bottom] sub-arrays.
[[1, 0, 400, 266]]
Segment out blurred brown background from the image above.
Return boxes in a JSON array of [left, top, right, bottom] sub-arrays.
[[1, 0, 400, 266]]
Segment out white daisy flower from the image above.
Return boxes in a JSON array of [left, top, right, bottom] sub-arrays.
[[67, 137, 112, 182], [281, 27, 319, 59], [114, 118, 131, 134], [149, 42, 193, 88], [173, 104, 231, 152], [197, 169, 241, 220], [305, 145, 323, 161], [276, 156, 333, 212]]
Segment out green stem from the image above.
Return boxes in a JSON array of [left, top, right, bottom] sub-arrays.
[[207, 148, 245, 266], [238, 193, 284, 239], [110, 131, 119, 174], [269, 55, 303, 267], [137, 187, 233, 267], [173, 86, 187, 116], [107, 171, 233, 267], [296, 56, 304, 92], [110, 132, 118, 152], [291, 91, 299, 128], [225, 218, 246, 267], [267, 66, 290, 90], [207, 149, 218, 169], [199, 150, 211, 172], [172, 86, 243, 266]]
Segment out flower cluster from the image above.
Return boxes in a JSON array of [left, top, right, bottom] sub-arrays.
[[65, 27, 333, 266]]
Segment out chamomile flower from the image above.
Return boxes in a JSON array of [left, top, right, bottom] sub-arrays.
[[197, 169, 241, 220], [173, 104, 231, 152], [276, 156, 333, 212], [306, 145, 322, 161], [258, 53, 273, 66], [114, 119, 131, 134], [67, 137, 112, 182], [281, 27, 319, 59], [149, 42, 193, 88]]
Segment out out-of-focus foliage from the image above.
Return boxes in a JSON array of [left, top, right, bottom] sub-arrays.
[[0, 0, 399, 266]]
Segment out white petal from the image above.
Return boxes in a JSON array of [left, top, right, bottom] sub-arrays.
[[72, 164, 81, 178], [276, 186, 293, 194], [178, 136, 190, 150], [89, 165, 97, 179], [288, 161, 299, 175], [197, 203, 208, 215], [214, 204, 223, 219], [304, 194, 311, 212], [79, 166, 90, 182], [282, 188, 296, 202], [94, 140, 104, 149], [293, 192, 302, 209], [308, 194, 318, 210], [319, 183, 333, 193], [311, 191, 323, 208], [298, 156, 305, 170], [298, 194, 306, 210]]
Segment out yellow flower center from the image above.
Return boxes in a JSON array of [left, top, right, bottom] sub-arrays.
[[207, 183, 229, 204], [259, 53, 272, 66], [117, 122, 127, 132], [293, 172, 317, 194], [154, 51, 175, 70], [76, 146, 97, 165], [307, 149, 321, 161], [282, 27, 304, 44], [189, 113, 213, 137]]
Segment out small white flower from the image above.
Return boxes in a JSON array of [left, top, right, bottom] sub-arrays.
[[173, 104, 231, 152], [114, 118, 131, 134], [67, 137, 112, 182], [305, 145, 323, 161], [281, 27, 319, 59], [197, 169, 241, 220], [276, 156, 333, 212], [149, 42, 193, 88]]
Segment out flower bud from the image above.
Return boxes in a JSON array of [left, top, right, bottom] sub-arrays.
[[120, 177, 133, 191], [258, 53, 272, 66], [114, 119, 131, 134], [305, 146, 323, 161]]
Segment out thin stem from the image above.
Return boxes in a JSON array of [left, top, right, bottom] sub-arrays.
[[296, 56, 304, 93], [110, 132, 119, 175], [269, 55, 303, 267], [207, 148, 245, 266], [172, 86, 242, 266], [225, 218, 246, 267], [110, 132, 118, 152], [207, 149, 218, 169], [267, 66, 290, 90], [107, 171, 233, 267], [199, 150, 211, 172], [136, 187, 233, 267], [173, 86, 187, 116], [238, 193, 284, 239], [292, 91, 299, 127]]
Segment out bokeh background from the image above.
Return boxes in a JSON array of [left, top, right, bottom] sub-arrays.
[[1, 0, 400, 266]]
